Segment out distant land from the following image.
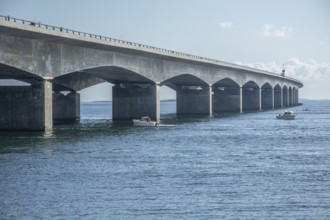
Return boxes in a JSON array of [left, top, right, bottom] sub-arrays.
[[84, 99, 177, 103], [300, 98, 330, 102], [83, 99, 330, 104]]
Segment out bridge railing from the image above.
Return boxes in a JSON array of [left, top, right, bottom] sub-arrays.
[[0, 15, 300, 83]]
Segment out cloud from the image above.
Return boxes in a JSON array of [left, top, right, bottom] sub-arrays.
[[234, 58, 330, 100], [261, 24, 293, 38], [219, 21, 233, 29]]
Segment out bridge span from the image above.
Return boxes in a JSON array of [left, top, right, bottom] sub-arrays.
[[0, 16, 303, 131]]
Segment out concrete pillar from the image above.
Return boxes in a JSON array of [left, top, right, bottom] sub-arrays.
[[208, 85, 213, 117], [287, 90, 290, 107], [53, 91, 80, 123], [177, 85, 212, 116], [293, 89, 296, 105], [296, 89, 299, 104], [240, 87, 243, 113], [43, 79, 53, 131], [272, 88, 275, 109], [261, 87, 272, 110], [156, 83, 160, 122], [281, 88, 283, 108], [259, 88, 262, 111], [242, 87, 259, 111], [212, 87, 240, 113], [274, 88, 281, 108], [0, 79, 53, 131], [112, 83, 160, 122]]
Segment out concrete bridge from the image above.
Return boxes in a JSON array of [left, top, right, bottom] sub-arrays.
[[0, 16, 303, 131]]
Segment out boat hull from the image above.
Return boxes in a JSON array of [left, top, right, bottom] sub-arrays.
[[132, 119, 157, 126], [276, 115, 296, 120], [276, 111, 296, 120]]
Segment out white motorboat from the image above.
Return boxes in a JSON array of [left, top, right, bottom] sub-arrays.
[[276, 111, 296, 120], [133, 116, 157, 126]]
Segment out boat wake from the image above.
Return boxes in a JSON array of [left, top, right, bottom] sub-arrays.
[[156, 124, 176, 127]]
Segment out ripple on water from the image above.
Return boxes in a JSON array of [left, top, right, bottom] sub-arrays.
[[1, 100, 330, 219]]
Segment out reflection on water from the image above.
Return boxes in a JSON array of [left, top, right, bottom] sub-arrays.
[[1, 100, 330, 219]]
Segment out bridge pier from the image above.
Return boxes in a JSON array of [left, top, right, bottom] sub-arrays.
[[282, 88, 288, 107], [176, 85, 212, 116], [274, 88, 282, 108], [242, 87, 260, 111], [212, 87, 240, 113], [261, 88, 273, 110], [289, 88, 293, 106], [272, 88, 275, 109], [112, 83, 160, 122], [240, 87, 243, 113], [295, 89, 299, 105], [0, 79, 52, 131], [280, 89, 284, 108], [53, 91, 80, 123]]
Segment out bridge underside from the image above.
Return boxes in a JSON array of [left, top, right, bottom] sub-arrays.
[[0, 20, 303, 131], [0, 81, 301, 132], [0, 56, 301, 131], [0, 68, 301, 131], [261, 83, 273, 110], [212, 78, 240, 113], [162, 74, 212, 116], [112, 84, 160, 122]]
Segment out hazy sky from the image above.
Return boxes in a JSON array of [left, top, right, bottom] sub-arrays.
[[1, 0, 329, 100]]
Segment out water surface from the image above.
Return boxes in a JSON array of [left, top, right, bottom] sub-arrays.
[[1, 100, 329, 219]]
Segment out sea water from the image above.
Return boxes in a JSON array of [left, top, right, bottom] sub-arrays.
[[1, 100, 329, 219]]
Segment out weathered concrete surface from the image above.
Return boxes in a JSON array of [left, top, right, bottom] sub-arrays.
[[0, 21, 303, 90], [0, 81, 52, 130], [0, 20, 304, 130], [112, 84, 160, 122], [43, 80, 53, 130], [53, 91, 80, 123], [53, 72, 106, 92]]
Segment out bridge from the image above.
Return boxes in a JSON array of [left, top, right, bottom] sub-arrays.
[[0, 16, 303, 131]]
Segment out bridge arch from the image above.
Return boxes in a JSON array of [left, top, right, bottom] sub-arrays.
[[161, 73, 208, 89], [212, 78, 240, 113], [54, 65, 155, 91], [0, 18, 304, 130], [0, 63, 43, 82], [161, 74, 211, 115], [0, 63, 54, 130], [261, 82, 273, 109]]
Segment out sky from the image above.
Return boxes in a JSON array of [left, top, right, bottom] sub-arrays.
[[1, 0, 329, 101]]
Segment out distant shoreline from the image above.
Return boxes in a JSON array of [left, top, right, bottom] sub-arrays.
[[83, 99, 177, 103], [300, 98, 330, 102], [81, 99, 330, 104]]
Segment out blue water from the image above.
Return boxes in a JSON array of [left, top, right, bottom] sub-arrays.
[[1, 100, 330, 219]]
